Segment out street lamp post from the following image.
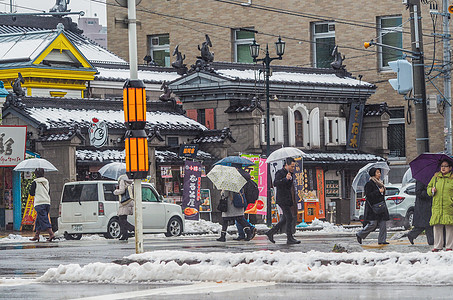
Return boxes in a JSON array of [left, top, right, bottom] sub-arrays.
[[250, 36, 285, 226]]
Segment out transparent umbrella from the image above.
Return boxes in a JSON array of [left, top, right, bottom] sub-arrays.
[[266, 147, 305, 164], [351, 162, 390, 192], [99, 162, 126, 180], [13, 158, 58, 172]]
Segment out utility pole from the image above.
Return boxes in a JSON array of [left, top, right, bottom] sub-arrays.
[[408, 0, 430, 154], [443, 0, 452, 155]]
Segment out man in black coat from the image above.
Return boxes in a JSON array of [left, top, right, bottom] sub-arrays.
[[407, 180, 434, 245], [265, 157, 301, 244]]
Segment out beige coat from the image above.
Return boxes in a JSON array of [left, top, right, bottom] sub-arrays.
[[114, 174, 134, 216]]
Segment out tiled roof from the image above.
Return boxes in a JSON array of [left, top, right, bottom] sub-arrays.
[[192, 128, 236, 144], [76, 149, 215, 164], [303, 152, 385, 165], [225, 98, 264, 113], [364, 103, 390, 117]]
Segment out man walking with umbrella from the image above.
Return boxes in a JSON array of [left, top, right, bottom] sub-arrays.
[[265, 157, 300, 244]]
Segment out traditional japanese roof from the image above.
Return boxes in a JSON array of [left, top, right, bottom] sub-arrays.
[[3, 97, 207, 136], [0, 24, 125, 65], [364, 103, 390, 117], [224, 98, 264, 113], [94, 65, 180, 84], [192, 127, 236, 144], [303, 151, 385, 166], [170, 62, 376, 104], [76, 148, 215, 164]]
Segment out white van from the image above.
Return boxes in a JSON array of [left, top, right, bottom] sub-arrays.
[[57, 180, 184, 240]]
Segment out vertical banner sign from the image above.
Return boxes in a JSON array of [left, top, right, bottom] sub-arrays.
[[255, 158, 268, 215], [316, 168, 326, 218], [241, 154, 260, 183], [0, 126, 26, 166], [294, 158, 304, 213], [20, 195, 36, 227], [182, 161, 202, 220], [346, 102, 365, 150]]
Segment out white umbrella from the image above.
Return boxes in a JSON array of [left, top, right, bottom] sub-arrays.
[[13, 158, 58, 172], [266, 147, 305, 163], [207, 165, 247, 193], [401, 168, 415, 187], [351, 162, 390, 192], [99, 162, 126, 180]]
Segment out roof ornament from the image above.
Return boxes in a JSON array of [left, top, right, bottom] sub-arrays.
[[189, 34, 215, 73], [50, 0, 71, 13], [330, 45, 345, 70], [56, 23, 65, 32], [171, 45, 188, 75], [11, 73, 25, 97]]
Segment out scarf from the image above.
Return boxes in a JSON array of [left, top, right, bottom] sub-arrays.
[[370, 176, 385, 190]]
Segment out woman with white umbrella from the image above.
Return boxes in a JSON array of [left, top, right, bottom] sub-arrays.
[[29, 168, 55, 242]]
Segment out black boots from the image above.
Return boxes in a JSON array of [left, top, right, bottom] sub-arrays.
[[265, 228, 276, 243], [287, 235, 301, 245], [216, 231, 226, 242], [244, 227, 252, 241]]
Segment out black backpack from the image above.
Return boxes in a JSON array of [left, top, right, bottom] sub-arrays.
[[243, 180, 259, 204]]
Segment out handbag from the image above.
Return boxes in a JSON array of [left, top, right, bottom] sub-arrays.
[[371, 201, 387, 214], [217, 195, 228, 212], [121, 185, 134, 204], [233, 190, 247, 208]]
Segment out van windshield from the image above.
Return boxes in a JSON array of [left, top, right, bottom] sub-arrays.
[[62, 184, 98, 202]]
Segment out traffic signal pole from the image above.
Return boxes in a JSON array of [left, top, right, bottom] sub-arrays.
[[409, 0, 430, 154]]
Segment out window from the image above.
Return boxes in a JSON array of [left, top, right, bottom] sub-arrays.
[[186, 109, 215, 129], [142, 187, 159, 202], [312, 22, 335, 68], [148, 34, 170, 67], [261, 115, 284, 145], [324, 117, 346, 146], [288, 104, 320, 148], [103, 183, 117, 202], [378, 16, 403, 69], [233, 29, 255, 63], [168, 137, 179, 147], [294, 111, 304, 147], [388, 108, 405, 158], [62, 184, 98, 203]]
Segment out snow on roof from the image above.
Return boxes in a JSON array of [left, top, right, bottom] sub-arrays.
[[216, 68, 373, 87], [303, 152, 385, 162], [95, 67, 180, 83], [76, 149, 212, 162], [25, 107, 207, 131], [0, 31, 54, 62]]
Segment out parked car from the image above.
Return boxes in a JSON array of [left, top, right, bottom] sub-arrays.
[[57, 180, 184, 240], [358, 182, 416, 229]]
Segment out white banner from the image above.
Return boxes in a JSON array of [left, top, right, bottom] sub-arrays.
[[0, 126, 26, 167]]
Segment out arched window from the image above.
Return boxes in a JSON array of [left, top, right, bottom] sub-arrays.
[[294, 110, 304, 147]]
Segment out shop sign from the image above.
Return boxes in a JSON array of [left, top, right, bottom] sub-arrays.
[[346, 102, 364, 150], [257, 158, 268, 215], [161, 166, 172, 178], [241, 154, 260, 184], [326, 180, 340, 197], [293, 158, 305, 212], [179, 144, 198, 158], [199, 189, 212, 212], [0, 125, 26, 167], [89, 117, 108, 148], [182, 161, 201, 220]]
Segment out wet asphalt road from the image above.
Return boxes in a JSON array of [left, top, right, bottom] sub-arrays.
[[0, 230, 447, 299]]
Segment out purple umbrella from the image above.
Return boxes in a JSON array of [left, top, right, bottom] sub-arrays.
[[409, 153, 453, 185]]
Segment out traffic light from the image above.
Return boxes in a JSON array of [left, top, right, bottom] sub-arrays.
[[388, 59, 413, 95]]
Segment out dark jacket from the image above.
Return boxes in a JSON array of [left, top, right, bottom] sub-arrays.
[[363, 180, 389, 222], [273, 168, 294, 207], [413, 180, 432, 228]]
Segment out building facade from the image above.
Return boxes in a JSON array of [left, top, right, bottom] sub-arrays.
[[106, 0, 450, 182]]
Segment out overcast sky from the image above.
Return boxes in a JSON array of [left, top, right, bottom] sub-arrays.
[[0, 0, 107, 26]]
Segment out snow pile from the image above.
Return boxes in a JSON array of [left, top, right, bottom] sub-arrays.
[[38, 250, 453, 284], [0, 234, 46, 243], [184, 219, 222, 234], [308, 219, 358, 233], [80, 235, 104, 241]]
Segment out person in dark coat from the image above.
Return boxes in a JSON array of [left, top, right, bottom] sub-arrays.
[[265, 157, 300, 245], [407, 180, 434, 245], [356, 167, 390, 245]]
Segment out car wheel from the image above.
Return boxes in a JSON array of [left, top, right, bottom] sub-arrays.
[[165, 217, 182, 237], [105, 217, 121, 239], [404, 209, 414, 230], [64, 233, 82, 240]]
